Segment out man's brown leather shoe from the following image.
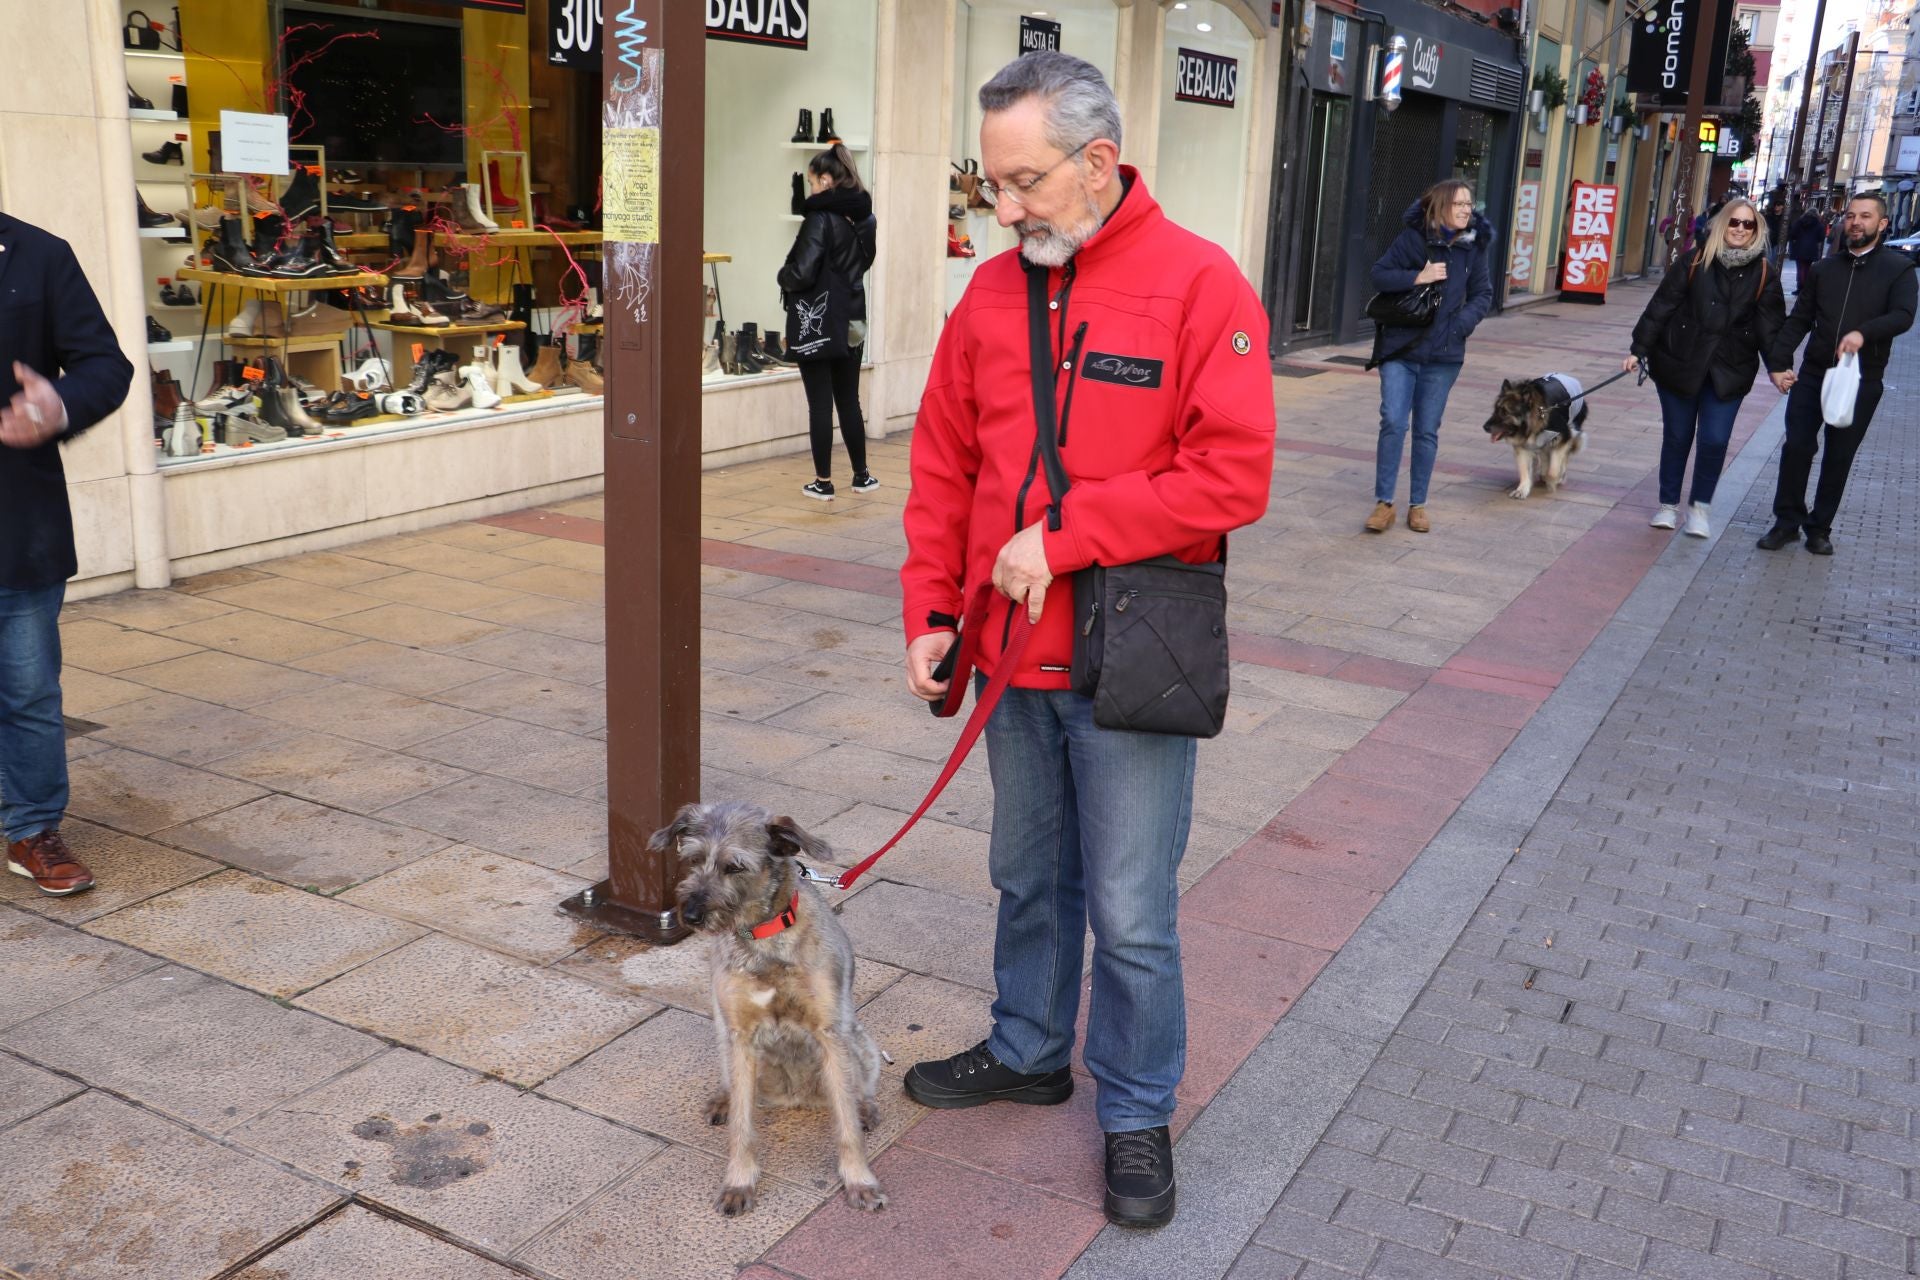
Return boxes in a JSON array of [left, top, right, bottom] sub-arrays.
[[7, 831, 96, 897], [1364, 501, 1394, 533]]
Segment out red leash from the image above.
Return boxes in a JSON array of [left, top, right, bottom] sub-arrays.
[[831, 584, 1032, 891]]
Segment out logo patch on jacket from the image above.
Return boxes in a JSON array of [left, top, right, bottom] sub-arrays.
[[1232, 331, 1251, 355], [1081, 352, 1164, 388]]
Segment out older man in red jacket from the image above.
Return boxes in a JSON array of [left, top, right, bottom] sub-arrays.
[[898, 52, 1276, 1228]]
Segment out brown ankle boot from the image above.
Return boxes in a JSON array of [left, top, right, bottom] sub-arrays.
[[393, 228, 432, 279], [1364, 501, 1394, 533], [524, 341, 562, 388], [1406, 505, 1431, 533], [8, 830, 96, 896], [568, 360, 604, 394]]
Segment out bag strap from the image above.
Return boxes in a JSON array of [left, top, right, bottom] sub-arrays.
[[1025, 261, 1071, 531]]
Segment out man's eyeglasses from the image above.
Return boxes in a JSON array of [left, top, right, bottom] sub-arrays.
[[980, 140, 1093, 206], [1726, 217, 1757, 230]]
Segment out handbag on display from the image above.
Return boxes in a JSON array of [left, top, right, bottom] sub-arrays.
[[124, 10, 162, 49], [1364, 282, 1440, 328], [1821, 351, 1861, 427], [1023, 263, 1230, 739]]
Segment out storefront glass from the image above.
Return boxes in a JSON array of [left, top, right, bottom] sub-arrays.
[[135, 0, 624, 469], [946, 0, 1120, 311], [1154, 0, 1256, 256]]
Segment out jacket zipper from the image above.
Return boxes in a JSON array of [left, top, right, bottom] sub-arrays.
[[1057, 322, 1089, 447], [1004, 265, 1080, 655]]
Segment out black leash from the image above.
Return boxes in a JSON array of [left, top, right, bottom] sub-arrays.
[[1580, 359, 1649, 394]]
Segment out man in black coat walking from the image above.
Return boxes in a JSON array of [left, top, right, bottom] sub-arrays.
[[0, 211, 134, 895], [1759, 193, 1918, 555]]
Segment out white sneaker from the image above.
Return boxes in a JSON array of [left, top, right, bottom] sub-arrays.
[[1650, 504, 1679, 530], [1683, 503, 1710, 538]]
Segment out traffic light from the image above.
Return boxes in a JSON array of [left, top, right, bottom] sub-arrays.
[[1698, 120, 1719, 152]]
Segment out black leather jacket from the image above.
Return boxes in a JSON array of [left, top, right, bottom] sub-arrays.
[[1769, 241, 1919, 382], [1631, 252, 1786, 400], [777, 186, 878, 321]]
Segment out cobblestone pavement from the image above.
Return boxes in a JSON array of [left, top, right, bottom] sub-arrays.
[[3, 279, 1876, 1280], [1230, 337, 1920, 1278]]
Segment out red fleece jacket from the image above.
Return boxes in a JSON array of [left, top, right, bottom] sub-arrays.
[[900, 169, 1277, 687]]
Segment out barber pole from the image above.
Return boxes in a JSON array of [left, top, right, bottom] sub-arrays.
[[1380, 34, 1406, 112]]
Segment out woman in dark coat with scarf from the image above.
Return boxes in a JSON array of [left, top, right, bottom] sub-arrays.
[[1365, 180, 1495, 533], [778, 143, 879, 501], [1625, 197, 1786, 538]]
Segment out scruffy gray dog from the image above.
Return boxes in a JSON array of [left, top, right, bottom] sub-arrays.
[[655, 801, 886, 1216]]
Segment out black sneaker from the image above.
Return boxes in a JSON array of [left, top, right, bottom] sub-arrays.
[[1805, 531, 1834, 555], [1756, 523, 1800, 550], [850, 471, 880, 493], [1104, 1126, 1176, 1228], [903, 1040, 1074, 1110], [801, 479, 835, 501]]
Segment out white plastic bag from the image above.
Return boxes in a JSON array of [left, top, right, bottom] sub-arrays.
[[1821, 351, 1861, 428]]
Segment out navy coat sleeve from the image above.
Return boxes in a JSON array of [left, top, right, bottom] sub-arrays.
[[1370, 229, 1428, 294], [776, 213, 831, 295], [1455, 234, 1495, 332], [43, 238, 133, 440]]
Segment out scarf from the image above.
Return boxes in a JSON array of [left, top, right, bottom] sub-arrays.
[[1718, 243, 1765, 269]]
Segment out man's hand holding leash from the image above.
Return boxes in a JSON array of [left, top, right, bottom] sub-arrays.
[[992, 522, 1051, 624]]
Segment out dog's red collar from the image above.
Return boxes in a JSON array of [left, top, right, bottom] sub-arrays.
[[749, 893, 800, 941]]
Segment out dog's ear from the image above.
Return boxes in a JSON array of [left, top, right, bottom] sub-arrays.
[[646, 803, 702, 854], [766, 816, 830, 860]]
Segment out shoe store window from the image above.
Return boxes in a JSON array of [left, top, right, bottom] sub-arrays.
[[701, 0, 878, 386], [1153, 1, 1256, 259], [946, 0, 1122, 313], [136, 0, 609, 469]]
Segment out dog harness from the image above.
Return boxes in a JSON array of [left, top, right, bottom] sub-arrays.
[[748, 892, 800, 940], [1527, 373, 1587, 449]]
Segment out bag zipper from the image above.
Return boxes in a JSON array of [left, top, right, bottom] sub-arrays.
[[1113, 587, 1220, 612]]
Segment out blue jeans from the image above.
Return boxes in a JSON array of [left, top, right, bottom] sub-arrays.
[[0, 584, 68, 844], [981, 680, 1197, 1132], [1654, 381, 1744, 506], [1376, 358, 1463, 505]]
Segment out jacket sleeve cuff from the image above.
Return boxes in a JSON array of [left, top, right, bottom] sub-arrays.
[[1042, 521, 1090, 576], [904, 602, 961, 645]]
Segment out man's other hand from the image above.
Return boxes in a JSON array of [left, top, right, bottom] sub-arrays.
[[906, 632, 955, 703], [0, 365, 65, 450], [1770, 371, 1796, 394], [992, 523, 1052, 623], [1837, 330, 1866, 357]]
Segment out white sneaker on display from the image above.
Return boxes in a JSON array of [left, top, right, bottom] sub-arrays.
[[348, 356, 392, 392], [1683, 503, 1710, 538], [462, 364, 502, 409], [1650, 505, 1679, 530]]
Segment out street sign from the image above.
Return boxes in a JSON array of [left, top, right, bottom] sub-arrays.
[[1561, 181, 1618, 302]]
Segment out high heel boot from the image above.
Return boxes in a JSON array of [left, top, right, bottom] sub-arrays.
[[493, 343, 543, 395], [524, 337, 562, 389]]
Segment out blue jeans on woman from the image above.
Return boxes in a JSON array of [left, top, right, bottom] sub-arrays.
[[1654, 381, 1744, 506], [1376, 358, 1464, 506], [981, 678, 1196, 1132], [0, 583, 68, 844]]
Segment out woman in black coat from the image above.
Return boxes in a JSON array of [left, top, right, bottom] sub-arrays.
[[1625, 197, 1787, 538], [777, 143, 879, 501]]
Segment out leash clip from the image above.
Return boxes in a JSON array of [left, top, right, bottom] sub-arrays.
[[796, 862, 846, 889]]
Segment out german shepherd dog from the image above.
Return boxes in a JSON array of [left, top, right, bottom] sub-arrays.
[[1484, 373, 1587, 499]]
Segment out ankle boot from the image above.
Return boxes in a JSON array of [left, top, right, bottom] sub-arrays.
[[762, 324, 794, 365], [449, 184, 488, 233], [734, 330, 769, 374], [702, 340, 722, 376], [389, 228, 432, 279], [408, 349, 460, 396], [486, 159, 520, 211], [279, 166, 322, 219], [137, 190, 176, 228], [791, 108, 813, 143], [150, 369, 183, 420], [461, 362, 503, 409], [142, 139, 184, 165], [493, 344, 542, 395], [817, 108, 836, 143], [568, 361, 605, 394], [464, 182, 499, 231], [720, 330, 740, 375], [524, 338, 562, 389], [791, 172, 807, 216]]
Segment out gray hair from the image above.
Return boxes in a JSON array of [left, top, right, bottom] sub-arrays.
[[978, 51, 1124, 155]]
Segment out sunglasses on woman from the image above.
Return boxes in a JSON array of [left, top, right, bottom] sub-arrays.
[[1726, 217, 1757, 229]]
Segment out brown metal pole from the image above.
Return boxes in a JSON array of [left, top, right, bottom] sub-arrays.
[[1783, 0, 1826, 211], [1669, 0, 1725, 265], [559, 0, 701, 944]]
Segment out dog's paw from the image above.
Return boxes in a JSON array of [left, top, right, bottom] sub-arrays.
[[860, 1099, 881, 1133], [716, 1184, 758, 1217], [845, 1181, 888, 1212], [1508, 487, 1531, 500], [704, 1091, 729, 1127]]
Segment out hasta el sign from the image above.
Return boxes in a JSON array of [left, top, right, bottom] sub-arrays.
[[1175, 48, 1239, 108], [1560, 181, 1618, 299]]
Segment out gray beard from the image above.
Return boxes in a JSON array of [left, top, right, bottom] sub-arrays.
[[1017, 193, 1105, 268]]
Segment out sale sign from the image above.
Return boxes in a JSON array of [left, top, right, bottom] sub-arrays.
[[1509, 181, 1539, 292], [1560, 181, 1618, 301]]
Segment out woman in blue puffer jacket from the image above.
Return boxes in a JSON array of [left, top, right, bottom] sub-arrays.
[[1364, 181, 1496, 533]]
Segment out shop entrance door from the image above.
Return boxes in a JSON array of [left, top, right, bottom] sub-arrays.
[[1292, 93, 1350, 342], [1366, 95, 1445, 256]]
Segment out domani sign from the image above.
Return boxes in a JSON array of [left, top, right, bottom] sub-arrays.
[[1175, 48, 1240, 108], [1626, 0, 1732, 105]]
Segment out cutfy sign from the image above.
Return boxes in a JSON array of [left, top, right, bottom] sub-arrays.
[[1175, 48, 1239, 108]]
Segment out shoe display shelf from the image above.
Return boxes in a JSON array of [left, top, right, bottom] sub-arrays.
[[127, 42, 192, 309], [370, 320, 527, 385], [431, 229, 605, 299], [177, 267, 390, 400]]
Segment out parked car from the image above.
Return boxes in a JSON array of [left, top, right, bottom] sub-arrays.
[[1887, 232, 1920, 264]]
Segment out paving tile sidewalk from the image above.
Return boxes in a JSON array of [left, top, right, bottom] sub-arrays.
[[0, 279, 1800, 1280], [1219, 335, 1920, 1279]]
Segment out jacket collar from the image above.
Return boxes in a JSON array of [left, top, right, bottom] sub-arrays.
[[1056, 165, 1161, 269]]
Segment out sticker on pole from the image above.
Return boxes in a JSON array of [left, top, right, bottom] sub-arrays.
[[603, 125, 660, 244]]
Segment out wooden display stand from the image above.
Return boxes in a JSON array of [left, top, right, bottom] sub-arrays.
[[371, 319, 527, 383], [226, 336, 343, 393]]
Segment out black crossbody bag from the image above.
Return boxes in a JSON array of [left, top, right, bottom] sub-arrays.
[[1024, 265, 1230, 738]]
